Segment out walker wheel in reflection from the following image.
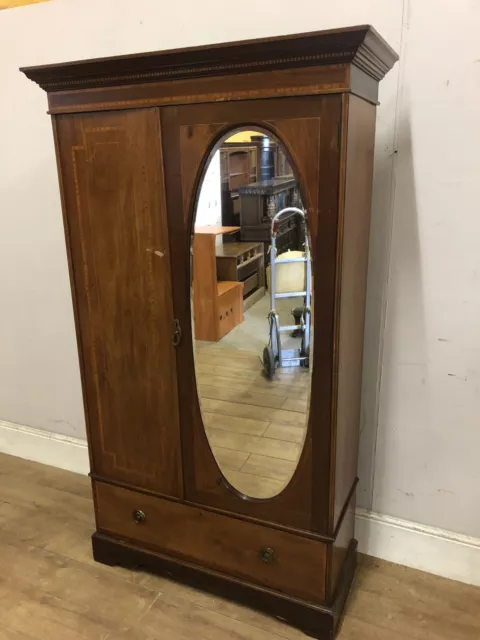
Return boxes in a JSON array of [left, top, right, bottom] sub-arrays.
[[300, 344, 310, 369], [262, 346, 276, 379], [262, 345, 310, 377]]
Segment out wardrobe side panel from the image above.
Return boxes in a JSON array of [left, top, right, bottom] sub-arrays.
[[333, 95, 377, 528], [54, 108, 183, 496]]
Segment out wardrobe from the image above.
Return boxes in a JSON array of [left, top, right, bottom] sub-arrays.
[[22, 25, 397, 639]]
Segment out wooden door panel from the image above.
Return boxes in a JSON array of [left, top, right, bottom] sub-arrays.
[[161, 96, 342, 532], [265, 117, 321, 241], [55, 109, 182, 496]]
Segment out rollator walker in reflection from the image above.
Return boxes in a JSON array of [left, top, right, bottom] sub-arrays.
[[263, 207, 312, 379]]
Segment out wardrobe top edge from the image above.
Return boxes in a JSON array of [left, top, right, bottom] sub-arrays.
[[20, 24, 398, 93]]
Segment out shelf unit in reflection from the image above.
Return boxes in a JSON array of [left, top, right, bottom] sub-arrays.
[[193, 226, 244, 342]]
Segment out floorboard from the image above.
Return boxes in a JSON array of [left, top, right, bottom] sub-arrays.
[[0, 453, 478, 639]]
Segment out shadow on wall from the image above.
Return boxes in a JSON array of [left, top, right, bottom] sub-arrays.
[[374, 107, 427, 517], [356, 84, 399, 510], [0, 110, 85, 437], [357, 94, 425, 511], [366, 109, 427, 517]]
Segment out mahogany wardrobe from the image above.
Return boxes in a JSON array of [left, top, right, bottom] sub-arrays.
[[22, 26, 397, 639]]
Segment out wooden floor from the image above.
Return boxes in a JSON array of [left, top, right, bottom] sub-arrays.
[[0, 453, 478, 640], [195, 345, 310, 498]]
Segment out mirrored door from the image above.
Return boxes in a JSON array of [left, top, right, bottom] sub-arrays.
[[161, 96, 342, 530]]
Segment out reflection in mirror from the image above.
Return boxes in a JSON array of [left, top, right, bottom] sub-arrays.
[[191, 128, 313, 499]]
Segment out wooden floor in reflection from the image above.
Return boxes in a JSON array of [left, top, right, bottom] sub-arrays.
[[195, 344, 310, 498]]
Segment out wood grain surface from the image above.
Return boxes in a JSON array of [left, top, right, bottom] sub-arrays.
[[332, 94, 377, 529], [21, 26, 398, 93], [54, 109, 182, 496], [94, 481, 327, 604]]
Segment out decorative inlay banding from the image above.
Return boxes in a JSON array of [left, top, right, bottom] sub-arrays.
[[40, 51, 354, 90]]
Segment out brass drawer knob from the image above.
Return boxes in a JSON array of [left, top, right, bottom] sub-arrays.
[[132, 509, 146, 524], [259, 547, 276, 564]]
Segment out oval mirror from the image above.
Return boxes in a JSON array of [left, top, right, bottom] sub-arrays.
[[191, 128, 313, 499]]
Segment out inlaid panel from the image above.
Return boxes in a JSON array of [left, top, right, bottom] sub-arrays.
[[54, 109, 182, 495]]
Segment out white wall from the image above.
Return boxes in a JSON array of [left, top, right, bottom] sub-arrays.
[[0, 0, 478, 544], [194, 152, 222, 228], [373, 1, 480, 538]]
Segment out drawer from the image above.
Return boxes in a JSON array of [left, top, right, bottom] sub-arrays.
[[95, 481, 326, 603], [237, 255, 261, 281], [242, 272, 259, 297]]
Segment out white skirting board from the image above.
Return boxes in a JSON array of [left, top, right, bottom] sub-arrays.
[[355, 508, 480, 587], [0, 418, 479, 587], [0, 419, 89, 476]]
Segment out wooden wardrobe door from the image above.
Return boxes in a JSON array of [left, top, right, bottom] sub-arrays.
[[55, 109, 182, 496], [162, 96, 341, 531]]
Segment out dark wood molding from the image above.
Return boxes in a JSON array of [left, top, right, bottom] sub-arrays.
[[353, 28, 398, 81], [331, 539, 357, 630], [45, 65, 351, 115], [92, 532, 356, 639], [21, 25, 397, 92]]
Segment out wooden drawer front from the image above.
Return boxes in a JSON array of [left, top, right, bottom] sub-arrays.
[[95, 482, 326, 603], [242, 272, 259, 297], [237, 255, 260, 282]]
